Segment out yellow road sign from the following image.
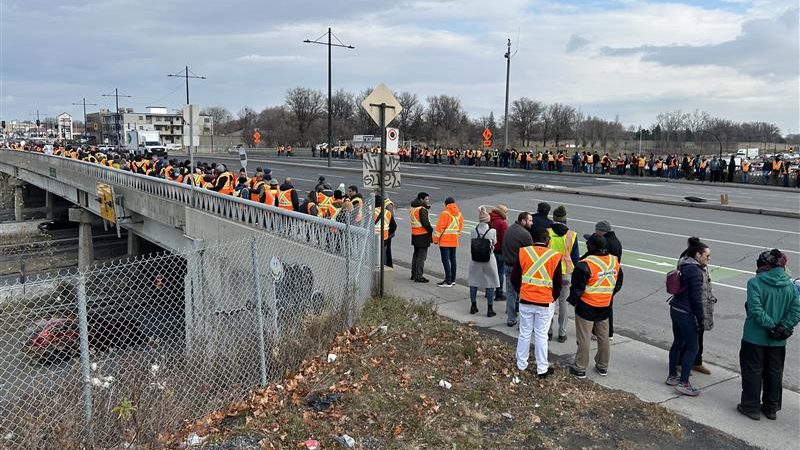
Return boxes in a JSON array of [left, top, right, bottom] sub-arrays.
[[97, 182, 116, 223]]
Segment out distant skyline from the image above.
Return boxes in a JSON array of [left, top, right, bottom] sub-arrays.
[[1, 0, 798, 133]]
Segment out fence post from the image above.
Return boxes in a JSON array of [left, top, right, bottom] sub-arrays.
[[345, 215, 352, 326], [250, 238, 268, 387], [76, 273, 93, 437]]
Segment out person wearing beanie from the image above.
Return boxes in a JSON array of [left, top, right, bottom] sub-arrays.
[[592, 220, 623, 340], [489, 205, 510, 301], [468, 207, 500, 317], [532, 202, 554, 232], [433, 197, 463, 287], [738, 249, 800, 420], [548, 205, 579, 343], [567, 233, 622, 380]]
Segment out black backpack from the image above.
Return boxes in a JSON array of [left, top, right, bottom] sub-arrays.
[[471, 227, 492, 262]]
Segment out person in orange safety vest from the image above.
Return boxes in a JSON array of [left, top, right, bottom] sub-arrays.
[[433, 197, 463, 287]]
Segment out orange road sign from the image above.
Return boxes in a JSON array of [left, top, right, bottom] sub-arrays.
[[483, 140, 492, 148], [482, 128, 492, 140]]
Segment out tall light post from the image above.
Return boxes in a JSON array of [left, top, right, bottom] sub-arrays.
[[303, 27, 354, 168], [168, 66, 206, 170], [503, 39, 513, 152], [72, 98, 98, 141], [101, 89, 132, 153], [697, 129, 723, 159]]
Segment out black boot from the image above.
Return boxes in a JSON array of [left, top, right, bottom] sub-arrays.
[[470, 303, 478, 314], [487, 305, 496, 317]]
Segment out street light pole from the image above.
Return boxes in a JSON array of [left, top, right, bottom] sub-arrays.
[[304, 28, 354, 168], [101, 89, 131, 154], [168, 66, 206, 169], [72, 98, 98, 141], [503, 39, 512, 152]]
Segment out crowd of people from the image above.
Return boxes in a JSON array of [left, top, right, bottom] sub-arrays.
[[308, 143, 800, 188], [406, 193, 798, 421]]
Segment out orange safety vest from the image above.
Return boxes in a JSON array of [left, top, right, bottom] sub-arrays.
[[373, 207, 392, 241], [638, 157, 646, 167], [410, 206, 427, 236], [218, 172, 234, 195], [250, 180, 266, 202], [317, 193, 335, 218], [518, 246, 561, 304], [433, 208, 463, 247], [587, 155, 593, 164], [772, 161, 782, 171], [741, 161, 750, 173], [580, 254, 620, 307], [278, 188, 295, 211], [267, 187, 280, 206], [700, 160, 707, 170], [351, 198, 364, 223], [548, 154, 555, 162]]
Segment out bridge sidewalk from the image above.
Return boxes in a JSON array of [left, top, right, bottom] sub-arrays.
[[388, 272, 800, 450]]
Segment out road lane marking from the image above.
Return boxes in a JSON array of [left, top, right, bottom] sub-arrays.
[[405, 183, 440, 189], [509, 199, 800, 235], [621, 264, 746, 291], [637, 258, 672, 267]]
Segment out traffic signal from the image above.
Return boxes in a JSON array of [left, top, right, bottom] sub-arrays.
[[36, 119, 41, 127]]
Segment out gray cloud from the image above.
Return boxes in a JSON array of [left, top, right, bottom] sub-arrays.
[[600, 8, 799, 79], [565, 34, 590, 52]]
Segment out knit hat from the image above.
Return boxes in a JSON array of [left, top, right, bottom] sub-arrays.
[[757, 249, 787, 273], [585, 233, 608, 251], [478, 207, 491, 223], [553, 205, 567, 223], [537, 202, 551, 214], [492, 205, 509, 220], [595, 220, 612, 232]]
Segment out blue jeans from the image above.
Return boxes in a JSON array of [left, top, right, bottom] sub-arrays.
[[470, 286, 494, 306], [505, 272, 518, 323], [668, 307, 698, 383], [440, 247, 457, 283], [494, 253, 505, 295], [741, 172, 749, 184]]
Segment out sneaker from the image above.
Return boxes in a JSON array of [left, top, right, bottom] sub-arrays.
[[446, 282, 456, 288], [594, 366, 608, 377], [557, 335, 567, 343], [506, 320, 517, 327], [537, 367, 555, 379], [665, 375, 680, 386], [569, 366, 586, 379], [674, 382, 700, 397], [469, 304, 478, 314], [737, 404, 760, 421], [692, 364, 711, 375], [495, 293, 507, 302], [437, 280, 449, 287], [413, 277, 429, 283]]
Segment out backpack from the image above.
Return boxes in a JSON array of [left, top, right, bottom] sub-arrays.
[[666, 267, 684, 295], [470, 227, 492, 262]]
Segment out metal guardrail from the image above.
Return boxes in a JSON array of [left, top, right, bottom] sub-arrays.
[[0, 149, 372, 252]]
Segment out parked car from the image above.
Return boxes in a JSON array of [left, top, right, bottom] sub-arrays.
[[24, 315, 143, 364], [37, 217, 78, 232]]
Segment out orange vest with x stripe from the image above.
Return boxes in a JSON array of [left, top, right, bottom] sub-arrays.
[[518, 246, 561, 304]]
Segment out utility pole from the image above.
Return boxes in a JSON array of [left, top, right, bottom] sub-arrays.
[[168, 66, 206, 169], [638, 125, 642, 153], [28, 110, 41, 136], [101, 89, 131, 153], [503, 39, 513, 152], [72, 98, 98, 141], [304, 27, 355, 168]]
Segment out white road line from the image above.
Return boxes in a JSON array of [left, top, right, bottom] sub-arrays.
[[508, 199, 800, 235], [405, 183, 440, 189], [487, 172, 521, 176], [291, 177, 315, 182], [622, 264, 746, 291], [619, 247, 754, 274], [562, 216, 800, 255]]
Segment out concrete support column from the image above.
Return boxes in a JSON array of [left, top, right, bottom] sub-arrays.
[[45, 191, 55, 220], [10, 178, 25, 222], [69, 208, 94, 272], [127, 231, 141, 257]]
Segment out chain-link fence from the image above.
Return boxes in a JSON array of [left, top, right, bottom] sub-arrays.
[[0, 208, 376, 448]]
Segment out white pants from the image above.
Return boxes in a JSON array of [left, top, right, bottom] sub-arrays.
[[515, 303, 556, 374]]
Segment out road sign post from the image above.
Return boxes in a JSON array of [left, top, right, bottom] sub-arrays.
[[361, 84, 402, 298]]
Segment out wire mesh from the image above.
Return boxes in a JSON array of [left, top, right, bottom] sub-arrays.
[[0, 202, 376, 448]]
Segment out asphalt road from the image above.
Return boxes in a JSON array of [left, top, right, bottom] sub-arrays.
[[202, 152, 800, 391]]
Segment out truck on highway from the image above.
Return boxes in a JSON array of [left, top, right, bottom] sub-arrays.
[[125, 130, 167, 157], [736, 148, 759, 159]]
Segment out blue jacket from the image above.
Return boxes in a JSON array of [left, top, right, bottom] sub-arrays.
[[669, 257, 704, 325]]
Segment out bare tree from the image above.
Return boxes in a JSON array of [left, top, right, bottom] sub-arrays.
[[395, 91, 425, 141], [201, 106, 234, 133], [284, 87, 325, 145], [425, 94, 466, 145], [331, 89, 356, 143], [238, 107, 258, 147], [256, 106, 294, 146], [509, 97, 543, 147], [656, 110, 688, 149], [547, 103, 576, 147]]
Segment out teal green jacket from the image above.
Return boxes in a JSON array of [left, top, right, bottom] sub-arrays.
[[743, 268, 800, 347]]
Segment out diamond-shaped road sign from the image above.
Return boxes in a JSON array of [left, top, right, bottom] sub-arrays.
[[361, 83, 402, 127], [482, 128, 493, 140]]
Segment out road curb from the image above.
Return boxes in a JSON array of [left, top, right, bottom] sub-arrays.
[[184, 155, 800, 219]]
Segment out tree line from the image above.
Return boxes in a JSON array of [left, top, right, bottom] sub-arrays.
[[202, 87, 796, 150]]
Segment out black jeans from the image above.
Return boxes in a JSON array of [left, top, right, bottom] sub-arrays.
[[411, 246, 428, 280], [384, 237, 393, 267], [668, 308, 698, 383], [739, 340, 786, 415]]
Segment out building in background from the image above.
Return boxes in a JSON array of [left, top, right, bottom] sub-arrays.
[[86, 106, 212, 150], [57, 113, 74, 140]]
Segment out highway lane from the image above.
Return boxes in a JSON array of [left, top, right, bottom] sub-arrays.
[[205, 152, 800, 213]]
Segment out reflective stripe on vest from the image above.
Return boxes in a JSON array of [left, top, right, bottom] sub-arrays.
[[278, 189, 294, 210], [410, 206, 427, 236], [250, 181, 266, 202], [374, 208, 391, 240], [442, 211, 461, 235], [548, 229, 576, 275], [519, 246, 561, 303], [581, 255, 619, 307]]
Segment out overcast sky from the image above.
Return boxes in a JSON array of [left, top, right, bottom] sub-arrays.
[[1, 0, 797, 133]]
